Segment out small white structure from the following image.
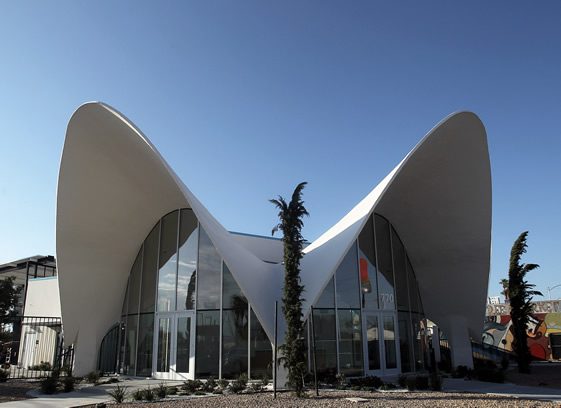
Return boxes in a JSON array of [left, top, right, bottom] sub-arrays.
[[56, 103, 491, 377]]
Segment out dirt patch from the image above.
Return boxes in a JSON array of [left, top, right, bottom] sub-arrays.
[[0, 379, 38, 402], [506, 361, 561, 389]]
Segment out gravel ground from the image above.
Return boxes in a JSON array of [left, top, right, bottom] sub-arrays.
[[0, 379, 38, 402], [87, 390, 559, 407]]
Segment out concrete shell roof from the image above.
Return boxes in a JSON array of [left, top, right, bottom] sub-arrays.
[[57, 103, 490, 372]]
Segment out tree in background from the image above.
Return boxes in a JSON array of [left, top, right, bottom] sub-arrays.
[[500, 278, 510, 303], [270, 182, 309, 397], [508, 231, 542, 374], [0, 276, 22, 344]]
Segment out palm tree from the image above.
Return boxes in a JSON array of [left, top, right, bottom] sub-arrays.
[[270, 181, 309, 397], [508, 231, 542, 374], [500, 278, 510, 303]]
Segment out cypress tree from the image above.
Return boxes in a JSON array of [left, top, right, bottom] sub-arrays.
[[508, 231, 542, 374], [270, 182, 308, 397]]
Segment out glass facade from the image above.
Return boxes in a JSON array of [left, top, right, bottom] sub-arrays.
[[310, 212, 426, 377], [119, 208, 272, 379], [118, 208, 425, 379]]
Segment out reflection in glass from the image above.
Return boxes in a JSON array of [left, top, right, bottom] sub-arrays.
[[197, 229, 221, 309], [127, 252, 142, 315], [383, 315, 397, 369], [124, 314, 138, 375], [315, 277, 335, 308], [250, 309, 272, 379], [140, 223, 159, 313], [411, 313, 425, 370], [374, 215, 395, 310], [335, 243, 360, 309], [157, 317, 171, 372], [136, 314, 154, 376], [176, 316, 191, 372], [398, 311, 413, 372], [337, 309, 363, 376], [222, 264, 247, 309], [391, 227, 409, 311], [222, 310, 248, 378], [312, 309, 337, 376], [366, 314, 380, 370], [407, 259, 421, 314], [358, 216, 378, 309], [195, 310, 220, 378], [157, 211, 179, 311], [178, 209, 198, 310]]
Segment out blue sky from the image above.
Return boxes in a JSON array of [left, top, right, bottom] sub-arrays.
[[1, 1, 560, 299]]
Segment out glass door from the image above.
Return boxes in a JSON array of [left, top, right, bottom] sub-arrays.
[[363, 311, 400, 377], [153, 311, 195, 379]]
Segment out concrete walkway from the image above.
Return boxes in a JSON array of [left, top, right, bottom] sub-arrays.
[[0, 378, 183, 408], [444, 378, 561, 402]]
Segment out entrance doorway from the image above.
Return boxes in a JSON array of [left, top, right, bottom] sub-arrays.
[[153, 311, 195, 380], [363, 311, 400, 376]]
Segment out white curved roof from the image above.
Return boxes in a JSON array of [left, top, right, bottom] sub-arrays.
[[56, 103, 490, 374]]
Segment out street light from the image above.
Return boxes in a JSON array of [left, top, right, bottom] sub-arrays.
[[547, 284, 561, 300]]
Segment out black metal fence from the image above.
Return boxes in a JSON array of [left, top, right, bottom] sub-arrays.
[[0, 316, 73, 379]]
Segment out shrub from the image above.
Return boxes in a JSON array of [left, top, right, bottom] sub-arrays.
[[132, 389, 144, 400], [397, 374, 406, 388], [143, 387, 155, 402], [62, 376, 76, 392], [30, 361, 53, 371], [415, 375, 429, 390], [473, 366, 505, 383], [379, 383, 397, 390], [194, 390, 206, 395], [40, 375, 59, 394], [86, 370, 101, 384], [250, 382, 263, 392], [218, 378, 229, 389], [183, 379, 203, 393], [108, 385, 128, 404], [349, 375, 383, 389], [166, 386, 178, 395], [452, 365, 470, 379], [429, 372, 442, 391], [203, 376, 217, 392], [229, 373, 248, 394], [0, 370, 9, 383], [405, 376, 416, 391], [261, 374, 270, 387], [500, 356, 510, 371], [156, 383, 167, 399]]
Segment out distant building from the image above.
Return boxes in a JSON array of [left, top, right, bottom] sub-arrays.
[[485, 300, 561, 360], [488, 296, 501, 305]]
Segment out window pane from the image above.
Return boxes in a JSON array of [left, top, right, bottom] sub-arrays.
[[407, 258, 421, 314], [223, 263, 247, 309], [358, 216, 378, 309], [157, 317, 171, 372], [365, 314, 380, 370], [157, 211, 179, 311], [391, 227, 409, 311], [176, 316, 191, 373], [336, 242, 360, 309], [383, 315, 397, 369], [411, 313, 426, 371], [127, 252, 142, 315], [222, 309, 248, 378], [195, 310, 220, 378], [337, 309, 363, 376], [178, 209, 198, 310], [140, 223, 159, 313], [136, 313, 154, 376], [250, 309, 272, 379], [121, 276, 130, 317], [375, 215, 395, 310], [124, 314, 138, 375], [312, 309, 337, 377], [197, 229, 221, 309], [398, 311, 413, 373], [315, 277, 335, 308]]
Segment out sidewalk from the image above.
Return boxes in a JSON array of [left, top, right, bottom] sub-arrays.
[[0, 378, 183, 408], [444, 378, 561, 402]]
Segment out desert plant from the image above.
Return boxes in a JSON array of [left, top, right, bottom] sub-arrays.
[[108, 385, 128, 404], [203, 376, 217, 392], [429, 372, 442, 391], [508, 231, 542, 374], [397, 374, 406, 388], [62, 376, 76, 392], [229, 373, 248, 394], [86, 370, 101, 384], [182, 379, 203, 393], [379, 383, 397, 390], [156, 382, 167, 398], [415, 375, 429, 390], [218, 378, 229, 389], [166, 386, 178, 395], [349, 375, 383, 389], [405, 376, 416, 391], [0, 370, 8, 383], [132, 389, 144, 401], [270, 182, 309, 397], [40, 374, 59, 394], [250, 381, 264, 392], [143, 387, 155, 401], [261, 374, 269, 387]]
